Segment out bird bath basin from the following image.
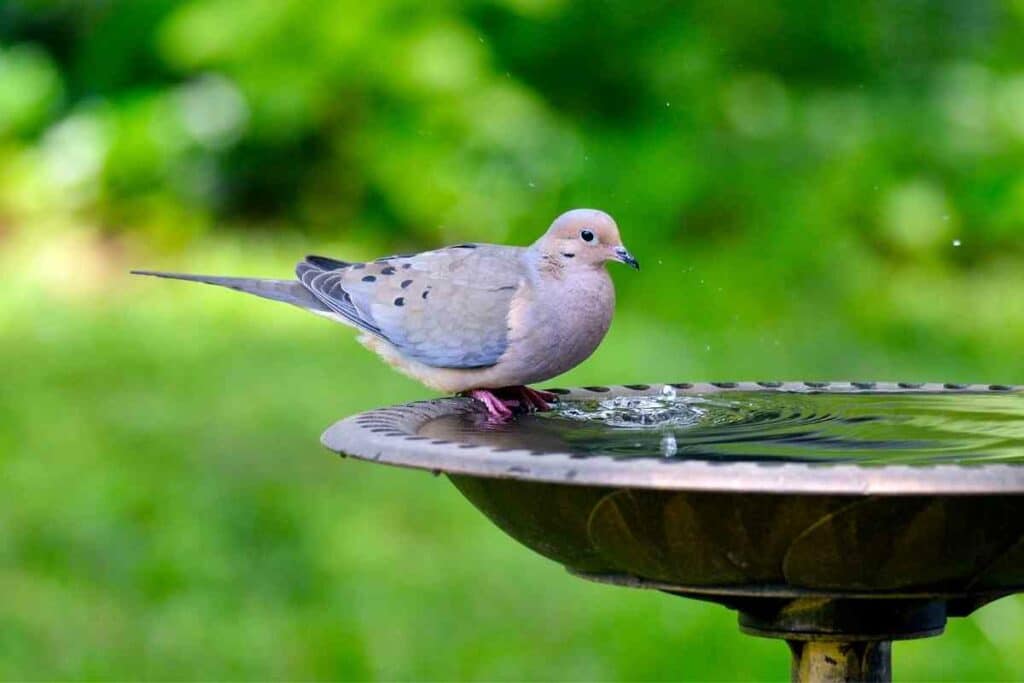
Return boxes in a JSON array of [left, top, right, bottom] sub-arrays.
[[322, 382, 1024, 682]]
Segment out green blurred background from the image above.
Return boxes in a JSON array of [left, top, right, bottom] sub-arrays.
[[1, 0, 1023, 680]]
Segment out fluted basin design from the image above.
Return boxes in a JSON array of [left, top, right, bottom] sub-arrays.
[[323, 382, 1024, 682]]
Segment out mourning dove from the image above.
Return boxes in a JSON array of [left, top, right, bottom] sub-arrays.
[[132, 208, 638, 419]]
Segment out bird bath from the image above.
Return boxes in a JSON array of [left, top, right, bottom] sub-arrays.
[[322, 382, 1024, 682]]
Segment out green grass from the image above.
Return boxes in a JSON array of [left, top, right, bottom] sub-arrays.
[[0, 235, 1022, 680]]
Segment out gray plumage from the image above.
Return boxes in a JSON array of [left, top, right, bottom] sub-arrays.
[[129, 270, 329, 312], [132, 245, 523, 370], [131, 208, 637, 394], [294, 247, 521, 368]]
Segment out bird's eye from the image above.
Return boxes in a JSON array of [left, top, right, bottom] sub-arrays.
[[580, 229, 595, 242]]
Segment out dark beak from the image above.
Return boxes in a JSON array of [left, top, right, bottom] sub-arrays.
[[614, 246, 640, 270]]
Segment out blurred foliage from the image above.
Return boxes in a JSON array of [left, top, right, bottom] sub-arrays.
[[3, 0, 1024, 246], [1, 0, 1023, 364], [1, 0, 1024, 680]]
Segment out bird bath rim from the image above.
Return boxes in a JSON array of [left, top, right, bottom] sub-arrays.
[[321, 381, 1024, 496]]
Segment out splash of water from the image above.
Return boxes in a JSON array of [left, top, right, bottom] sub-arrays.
[[556, 393, 707, 428]]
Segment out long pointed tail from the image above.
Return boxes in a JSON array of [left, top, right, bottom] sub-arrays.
[[130, 270, 329, 312]]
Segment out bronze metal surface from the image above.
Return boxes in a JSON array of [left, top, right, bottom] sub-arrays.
[[323, 382, 1024, 683]]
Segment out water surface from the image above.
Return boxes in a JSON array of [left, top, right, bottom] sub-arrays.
[[418, 390, 1024, 465]]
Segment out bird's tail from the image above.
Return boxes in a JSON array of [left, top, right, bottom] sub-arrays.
[[130, 270, 329, 312]]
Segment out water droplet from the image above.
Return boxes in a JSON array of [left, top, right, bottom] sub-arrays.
[[660, 433, 678, 457], [705, 344, 712, 352], [953, 239, 962, 247], [528, 181, 536, 188], [665, 101, 671, 107], [661, 385, 677, 400]]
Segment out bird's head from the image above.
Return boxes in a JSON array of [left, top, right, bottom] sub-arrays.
[[535, 208, 639, 271]]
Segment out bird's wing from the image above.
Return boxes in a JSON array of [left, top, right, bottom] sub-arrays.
[[296, 245, 526, 369]]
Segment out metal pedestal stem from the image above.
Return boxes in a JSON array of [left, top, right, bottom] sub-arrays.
[[787, 641, 892, 683], [571, 572, 1017, 682], [735, 597, 947, 683]]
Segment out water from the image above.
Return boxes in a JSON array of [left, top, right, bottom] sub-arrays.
[[419, 390, 1024, 465]]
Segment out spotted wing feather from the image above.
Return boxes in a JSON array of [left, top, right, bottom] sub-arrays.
[[296, 261, 383, 336], [297, 245, 526, 369]]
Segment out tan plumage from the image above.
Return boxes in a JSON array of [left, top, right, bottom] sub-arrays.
[[132, 208, 638, 417]]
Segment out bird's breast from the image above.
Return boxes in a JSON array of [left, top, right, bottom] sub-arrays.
[[502, 268, 615, 385]]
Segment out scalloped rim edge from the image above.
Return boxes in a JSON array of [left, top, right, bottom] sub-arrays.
[[321, 382, 1024, 496]]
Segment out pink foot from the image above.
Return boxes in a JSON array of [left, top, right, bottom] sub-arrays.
[[512, 386, 558, 412], [466, 389, 518, 420], [464, 386, 559, 419]]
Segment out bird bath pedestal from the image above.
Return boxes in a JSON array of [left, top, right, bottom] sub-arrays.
[[323, 382, 1024, 682]]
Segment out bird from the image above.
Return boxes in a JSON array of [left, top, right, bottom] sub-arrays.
[[132, 208, 639, 419]]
